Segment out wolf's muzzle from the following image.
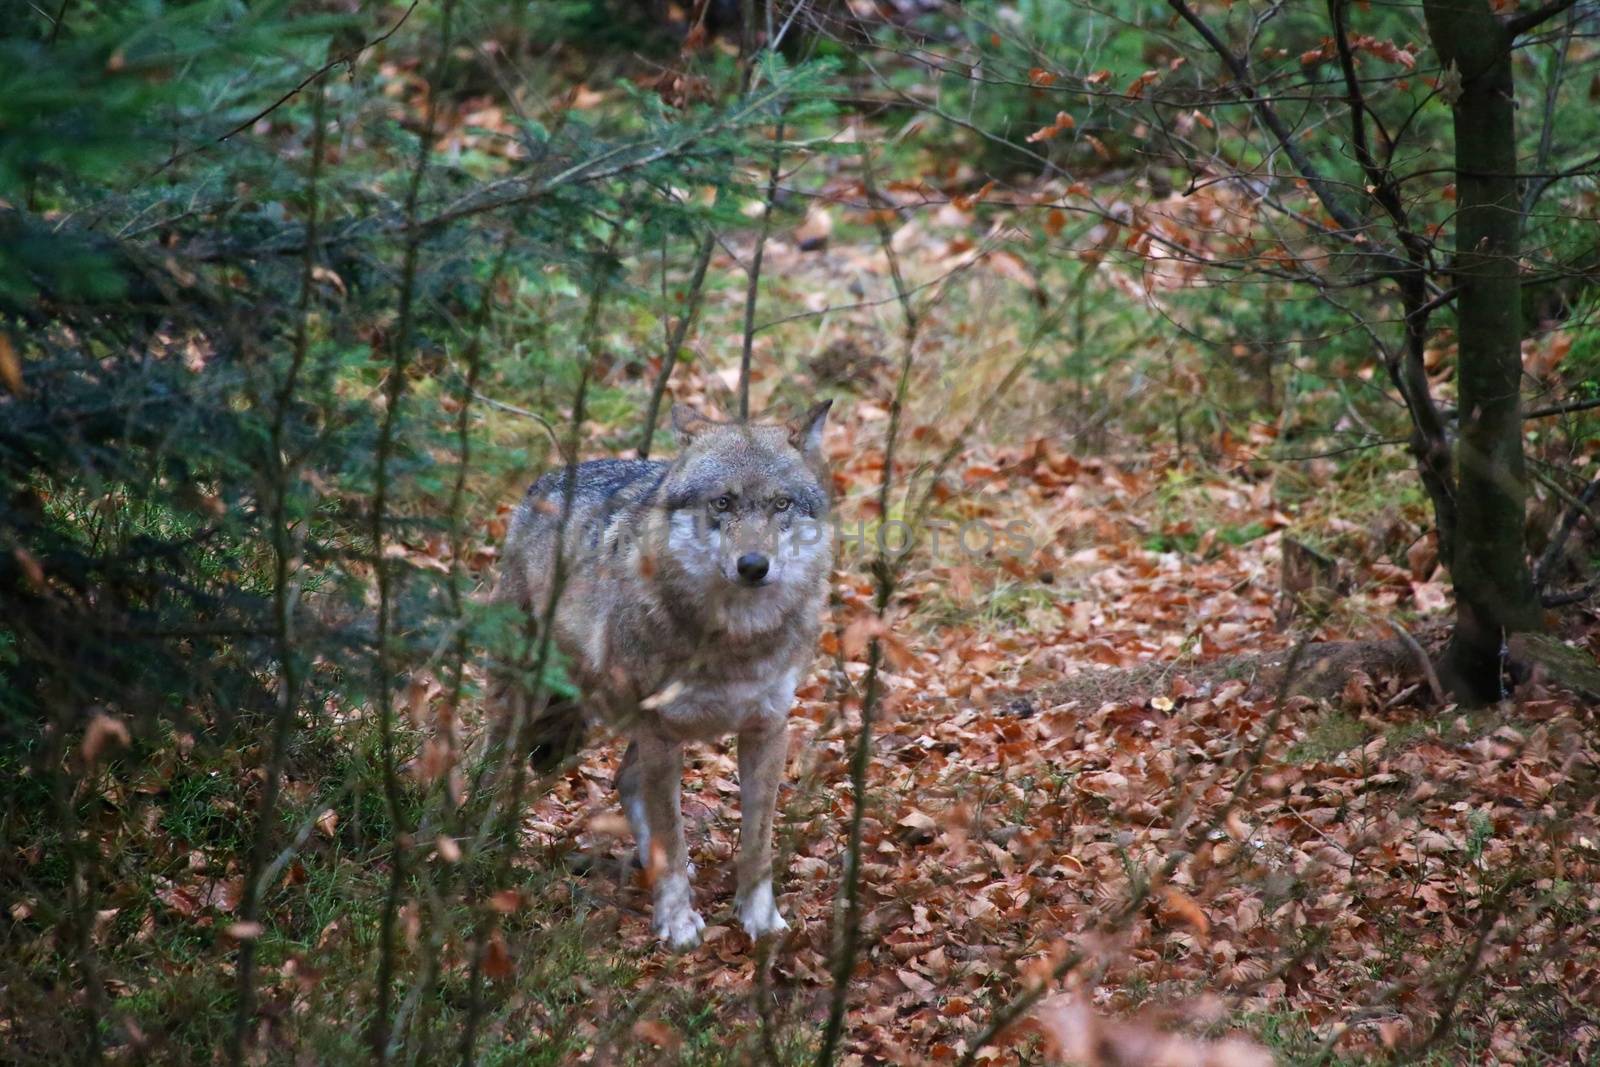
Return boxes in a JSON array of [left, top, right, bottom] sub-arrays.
[[736, 552, 770, 585]]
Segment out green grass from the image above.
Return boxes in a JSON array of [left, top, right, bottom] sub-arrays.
[[1143, 520, 1269, 556], [1236, 996, 1492, 1063], [0, 700, 825, 1065], [1286, 708, 1465, 767], [1286, 712, 1367, 764]]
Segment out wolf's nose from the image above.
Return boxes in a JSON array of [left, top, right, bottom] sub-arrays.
[[736, 552, 770, 584]]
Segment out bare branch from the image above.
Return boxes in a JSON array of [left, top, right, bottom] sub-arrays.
[[814, 139, 921, 1067], [1542, 576, 1600, 607], [151, 2, 421, 180], [640, 230, 716, 457], [1166, 0, 1377, 245], [370, 6, 455, 1058], [1505, 0, 1578, 37], [739, 116, 785, 421], [1525, 394, 1600, 420], [1384, 618, 1446, 706], [1533, 470, 1600, 590], [227, 81, 326, 1067]]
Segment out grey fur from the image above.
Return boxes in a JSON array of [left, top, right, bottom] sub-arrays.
[[495, 402, 833, 948]]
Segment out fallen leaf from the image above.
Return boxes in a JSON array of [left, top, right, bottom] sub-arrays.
[[0, 333, 23, 396], [483, 929, 513, 981], [82, 714, 131, 764]]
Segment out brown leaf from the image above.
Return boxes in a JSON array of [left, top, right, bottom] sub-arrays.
[[588, 811, 632, 836], [1025, 112, 1075, 144], [1035, 996, 1274, 1066], [208, 877, 244, 914], [404, 673, 436, 728], [157, 885, 201, 918], [12, 547, 46, 592], [1406, 534, 1438, 580], [896, 968, 936, 998], [985, 250, 1038, 290], [1160, 886, 1210, 940], [82, 713, 131, 764], [952, 180, 997, 211], [1125, 70, 1161, 99], [0, 333, 23, 396], [567, 85, 605, 110], [842, 614, 886, 661], [483, 929, 514, 981], [632, 1018, 682, 1051], [488, 890, 523, 914]]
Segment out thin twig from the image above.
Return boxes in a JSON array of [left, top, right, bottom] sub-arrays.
[[471, 389, 564, 456], [227, 81, 326, 1067], [640, 230, 716, 457], [739, 114, 785, 421], [1524, 394, 1600, 420], [1408, 891, 1508, 1059], [814, 139, 921, 1067], [47, 0, 70, 43], [1258, 436, 1409, 462], [1533, 469, 1600, 590], [1505, 0, 1578, 37], [456, 227, 621, 1067], [1166, 0, 1375, 244], [1383, 618, 1445, 706], [371, 5, 453, 1059], [396, 229, 522, 1063], [1524, 4, 1575, 217], [150, 2, 421, 180], [1542, 576, 1600, 607]]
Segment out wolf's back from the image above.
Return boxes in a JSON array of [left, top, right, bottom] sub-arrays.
[[499, 459, 668, 609], [494, 459, 669, 769]]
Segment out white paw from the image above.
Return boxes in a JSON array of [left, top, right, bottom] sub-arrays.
[[653, 903, 706, 950], [735, 880, 789, 939], [652, 876, 705, 950]]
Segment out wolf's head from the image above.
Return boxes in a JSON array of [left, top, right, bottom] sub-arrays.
[[647, 401, 833, 637]]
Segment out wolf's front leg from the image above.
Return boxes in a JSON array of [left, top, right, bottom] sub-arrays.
[[735, 721, 790, 939], [634, 734, 704, 950]]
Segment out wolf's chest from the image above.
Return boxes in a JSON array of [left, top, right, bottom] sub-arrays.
[[652, 668, 800, 740]]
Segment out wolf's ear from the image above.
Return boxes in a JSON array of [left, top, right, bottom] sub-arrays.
[[671, 404, 715, 445], [788, 399, 832, 460]]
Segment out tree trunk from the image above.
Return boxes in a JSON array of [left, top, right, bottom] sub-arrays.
[[1421, 0, 1542, 703]]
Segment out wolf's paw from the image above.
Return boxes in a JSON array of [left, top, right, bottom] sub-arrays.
[[735, 880, 789, 940], [652, 903, 706, 950], [652, 875, 705, 950]]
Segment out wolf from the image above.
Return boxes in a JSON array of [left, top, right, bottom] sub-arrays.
[[494, 401, 833, 949]]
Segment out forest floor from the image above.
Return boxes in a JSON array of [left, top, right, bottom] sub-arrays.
[[459, 195, 1600, 1064], [10, 0, 1600, 1052], [19, 103, 1599, 1067]]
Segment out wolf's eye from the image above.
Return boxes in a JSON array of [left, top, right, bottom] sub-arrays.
[[712, 495, 733, 512], [773, 497, 792, 512]]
